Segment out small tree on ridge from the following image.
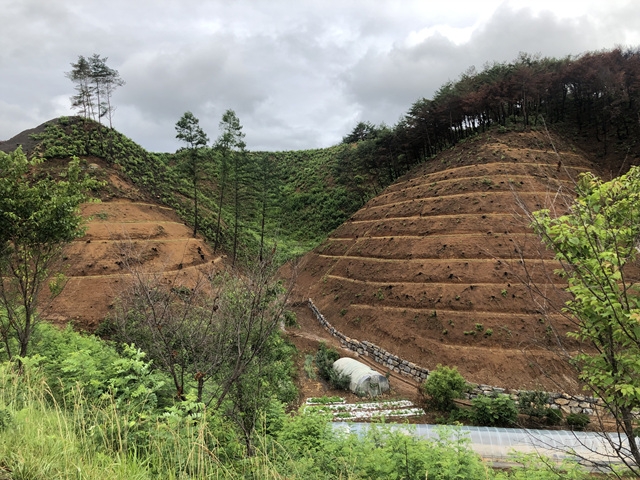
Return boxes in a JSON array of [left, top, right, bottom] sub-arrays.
[[175, 111, 209, 237]]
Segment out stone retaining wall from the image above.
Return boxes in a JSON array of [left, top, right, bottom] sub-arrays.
[[308, 299, 430, 382], [469, 384, 602, 416], [307, 298, 601, 416]]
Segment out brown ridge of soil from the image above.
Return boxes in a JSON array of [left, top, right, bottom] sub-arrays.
[[289, 129, 605, 396], [39, 163, 226, 332], [0, 118, 60, 155]]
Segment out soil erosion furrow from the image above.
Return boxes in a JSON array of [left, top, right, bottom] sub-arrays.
[[379, 172, 578, 197], [363, 186, 576, 210], [329, 232, 532, 240], [72, 238, 198, 243], [324, 274, 558, 288], [62, 261, 221, 280], [347, 303, 561, 318], [388, 160, 588, 188], [313, 254, 553, 265], [345, 213, 523, 225]]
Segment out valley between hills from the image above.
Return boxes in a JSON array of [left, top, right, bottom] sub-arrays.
[[15, 126, 611, 401]]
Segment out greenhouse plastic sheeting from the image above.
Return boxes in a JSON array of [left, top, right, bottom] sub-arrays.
[[333, 357, 390, 397], [335, 423, 633, 466]]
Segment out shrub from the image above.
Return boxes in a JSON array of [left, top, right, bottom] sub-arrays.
[[518, 390, 549, 418], [518, 390, 563, 425], [303, 354, 316, 379], [283, 310, 298, 327], [567, 413, 591, 430], [315, 343, 340, 381], [471, 393, 518, 427], [544, 407, 563, 426], [329, 370, 351, 391], [423, 365, 469, 412], [29, 323, 173, 411]]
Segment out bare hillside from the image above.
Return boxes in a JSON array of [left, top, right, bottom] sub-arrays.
[[39, 160, 225, 331], [290, 130, 601, 393]]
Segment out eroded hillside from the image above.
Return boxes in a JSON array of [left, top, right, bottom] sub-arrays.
[[39, 159, 225, 331], [291, 130, 601, 393]]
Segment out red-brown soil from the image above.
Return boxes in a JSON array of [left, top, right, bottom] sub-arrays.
[[289, 130, 604, 395], [30, 128, 608, 401], [39, 162, 225, 331]]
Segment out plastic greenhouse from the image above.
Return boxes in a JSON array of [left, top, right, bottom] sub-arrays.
[[335, 423, 632, 467], [333, 357, 390, 397]]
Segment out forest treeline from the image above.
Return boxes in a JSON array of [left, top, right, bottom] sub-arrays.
[[24, 47, 640, 265], [340, 47, 640, 195]]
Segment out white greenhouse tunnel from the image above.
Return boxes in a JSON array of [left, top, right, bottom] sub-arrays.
[[332, 357, 390, 397]]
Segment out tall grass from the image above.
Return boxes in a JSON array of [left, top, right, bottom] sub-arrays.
[[0, 364, 294, 479], [0, 362, 596, 479]]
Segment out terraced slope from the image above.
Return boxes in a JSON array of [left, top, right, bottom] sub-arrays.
[[39, 161, 224, 331], [292, 130, 600, 392]]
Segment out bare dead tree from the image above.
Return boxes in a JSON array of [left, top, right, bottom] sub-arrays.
[[107, 238, 296, 453]]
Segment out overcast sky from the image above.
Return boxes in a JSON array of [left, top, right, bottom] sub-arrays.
[[2, 0, 639, 152]]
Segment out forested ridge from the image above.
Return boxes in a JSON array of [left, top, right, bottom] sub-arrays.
[[341, 48, 640, 190], [10, 47, 640, 265]]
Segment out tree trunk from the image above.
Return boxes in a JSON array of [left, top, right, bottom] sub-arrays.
[[193, 149, 198, 237], [214, 153, 227, 252], [232, 157, 239, 266]]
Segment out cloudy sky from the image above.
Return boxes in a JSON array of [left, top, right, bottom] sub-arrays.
[[2, 0, 639, 152]]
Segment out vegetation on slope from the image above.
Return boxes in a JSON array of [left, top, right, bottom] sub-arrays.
[[12, 47, 640, 267], [24, 117, 369, 264], [0, 325, 592, 478], [4, 46, 640, 477], [338, 48, 640, 197]]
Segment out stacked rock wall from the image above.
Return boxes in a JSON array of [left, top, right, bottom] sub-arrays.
[[308, 299, 429, 382], [307, 298, 602, 416]]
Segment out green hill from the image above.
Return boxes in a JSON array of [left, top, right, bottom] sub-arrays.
[[11, 116, 374, 264]]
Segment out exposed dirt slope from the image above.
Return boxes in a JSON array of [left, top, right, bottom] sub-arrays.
[[0, 118, 57, 155], [290, 130, 602, 393], [39, 161, 225, 331]]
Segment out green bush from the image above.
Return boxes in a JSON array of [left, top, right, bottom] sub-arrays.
[[544, 407, 563, 426], [283, 310, 298, 327], [517, 390, 564, 425], [29, 323, 173, 411], [423, 365, 469, 412], [518, 390, 549, 418], [314, 343, 350, 390], [471, 393, 518, 427], [329, 370, 351, 391], [315, 343, 340, 381], [566, 412, 590, 430]]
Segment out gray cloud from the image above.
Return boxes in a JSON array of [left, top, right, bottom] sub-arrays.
[[1, 0, 638, 152], [342, 5, 600, 127]]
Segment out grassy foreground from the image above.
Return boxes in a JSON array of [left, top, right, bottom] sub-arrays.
[[0, 363, 601, 479]]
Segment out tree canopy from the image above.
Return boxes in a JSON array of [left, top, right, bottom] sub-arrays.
[[175, 111, 209, 237], [66, 54, 125, 127], [0, 148, 99, 361], [532, 166, 640, 472]]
